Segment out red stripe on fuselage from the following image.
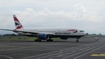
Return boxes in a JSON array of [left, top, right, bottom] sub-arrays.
[[67, 29, 77, 33]]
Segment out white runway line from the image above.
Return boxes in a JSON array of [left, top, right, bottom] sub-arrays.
[[62, 42, 105, 59], [73, 45, 105, 59], [23, 40, 105, 59], [0, 55, 13, 59]]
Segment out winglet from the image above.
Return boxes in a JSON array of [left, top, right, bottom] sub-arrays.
[[13, 15, 23, 29]]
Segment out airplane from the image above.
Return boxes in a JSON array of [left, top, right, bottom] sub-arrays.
[[0, 15, 86, 42]]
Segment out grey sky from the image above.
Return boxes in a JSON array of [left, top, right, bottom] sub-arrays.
[[0, 0, 105, 34]]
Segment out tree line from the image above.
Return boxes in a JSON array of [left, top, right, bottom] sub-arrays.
[[0, 33, 22, 36]]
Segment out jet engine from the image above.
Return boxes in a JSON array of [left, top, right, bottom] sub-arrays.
[[38, 34, 49, 40]]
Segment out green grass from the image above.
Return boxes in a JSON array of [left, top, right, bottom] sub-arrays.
[[0, 36, 35, 41], [0, 36, 60, 41]]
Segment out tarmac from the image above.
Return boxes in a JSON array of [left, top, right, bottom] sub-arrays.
[[0, 37, 105, 59]]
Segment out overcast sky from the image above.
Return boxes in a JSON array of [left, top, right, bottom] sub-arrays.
[[0, 0, 105, 34]]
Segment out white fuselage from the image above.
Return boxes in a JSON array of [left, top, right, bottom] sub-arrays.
[[15, 28, 85, 38]]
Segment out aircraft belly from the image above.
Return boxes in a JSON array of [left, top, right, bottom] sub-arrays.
[[52, 34, 84, 37]]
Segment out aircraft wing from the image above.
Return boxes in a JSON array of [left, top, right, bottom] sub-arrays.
[[0, 29, 14, 31], [0, 29, 54, 35]]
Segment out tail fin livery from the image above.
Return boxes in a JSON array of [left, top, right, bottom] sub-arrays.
[[13, 15, 23, 29]]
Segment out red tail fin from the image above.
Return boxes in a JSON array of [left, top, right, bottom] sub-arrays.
[[13, 15, 23, 29]]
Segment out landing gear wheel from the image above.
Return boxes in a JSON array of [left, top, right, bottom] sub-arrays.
[[76, 39, 79, 42], [76, 38, 79, 42]]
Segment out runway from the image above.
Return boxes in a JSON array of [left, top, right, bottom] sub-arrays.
[[0, 37, 105, 59]]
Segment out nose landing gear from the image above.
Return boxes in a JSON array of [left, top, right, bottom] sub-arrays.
[[76, 38, 80, 42]]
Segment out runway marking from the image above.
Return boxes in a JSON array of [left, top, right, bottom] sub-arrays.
[[57, 54, 64, 57], [0, 55, 13, 59], [91, 54, 105, 57], [23, 43, 99, 59], [23, 42, 98, 59], [62, 46, 97, 59], [73, 45, 105, 59], [22, 41, 105, 59], [0, 46, 36, 51], [22, 46, 79, 59], [62, 43, 105, 59]]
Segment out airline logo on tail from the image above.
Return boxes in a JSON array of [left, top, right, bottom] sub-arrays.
[[13, 15, 23, 29]]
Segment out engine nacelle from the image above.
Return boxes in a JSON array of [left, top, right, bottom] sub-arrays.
[[38, 34, 48, 40]]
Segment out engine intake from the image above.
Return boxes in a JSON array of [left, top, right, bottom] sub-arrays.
[[38, 34, 48, 40]]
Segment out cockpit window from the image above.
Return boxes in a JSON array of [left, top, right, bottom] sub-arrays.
[[80, 30, 84, 32]]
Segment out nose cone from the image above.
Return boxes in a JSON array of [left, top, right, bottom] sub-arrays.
[[81, 32, 86, 36]]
